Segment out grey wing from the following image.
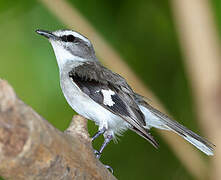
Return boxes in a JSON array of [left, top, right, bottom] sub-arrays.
[[69, 63, 158, 148]]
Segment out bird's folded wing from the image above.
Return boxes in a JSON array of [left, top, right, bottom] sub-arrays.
[[68, 62, 158, 147]]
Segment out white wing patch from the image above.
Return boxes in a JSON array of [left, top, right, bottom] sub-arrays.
[[101, 89, 115, 106]]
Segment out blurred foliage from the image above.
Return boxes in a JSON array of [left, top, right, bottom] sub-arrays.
[[212, 0, 221, 39], [0, 0, 220, 179]]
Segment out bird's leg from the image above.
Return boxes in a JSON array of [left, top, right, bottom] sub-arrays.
[[92, 127, 106, 155], [92, 129, 114, 173], [95, 134, 114, 173], [91, 127, 106, 141], [95, 134, 113, 159]]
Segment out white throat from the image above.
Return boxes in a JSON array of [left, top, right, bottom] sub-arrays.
[[50, 41, 86, 72]]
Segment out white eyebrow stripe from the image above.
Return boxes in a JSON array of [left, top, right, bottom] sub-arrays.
[[71, 32, 89, 43], [53, 30, 90, 44]]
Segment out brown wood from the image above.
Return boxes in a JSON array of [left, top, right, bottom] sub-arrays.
[[0, 79, 117, 180]]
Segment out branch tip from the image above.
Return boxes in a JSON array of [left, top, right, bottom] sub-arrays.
[[0, 79, 16, 112], [65, 115, 90, 141]]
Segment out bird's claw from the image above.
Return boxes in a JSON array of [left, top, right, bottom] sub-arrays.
[[104, 164, 114, 174], [93, 149, 101, 159]]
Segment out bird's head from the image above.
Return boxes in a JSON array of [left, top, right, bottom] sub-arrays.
[[36, 29, 97, 68]]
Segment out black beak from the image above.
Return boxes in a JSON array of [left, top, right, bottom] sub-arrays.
[[35, 29, 56, 39]]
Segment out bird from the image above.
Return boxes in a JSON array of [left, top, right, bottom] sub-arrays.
[[36, 29, 214, 167]]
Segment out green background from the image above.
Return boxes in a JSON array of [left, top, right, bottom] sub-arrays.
[[0, 0, 220, 179]]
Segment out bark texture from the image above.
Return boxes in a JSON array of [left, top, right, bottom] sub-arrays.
[[0, 79, 116, 180]]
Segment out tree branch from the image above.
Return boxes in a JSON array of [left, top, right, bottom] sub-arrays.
[[0, 79, 116, 180]]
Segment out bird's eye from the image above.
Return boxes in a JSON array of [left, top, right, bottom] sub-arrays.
[[66, 35, 76, 42], [61, 35, 76, 42], [61, 35, 67, 42]]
